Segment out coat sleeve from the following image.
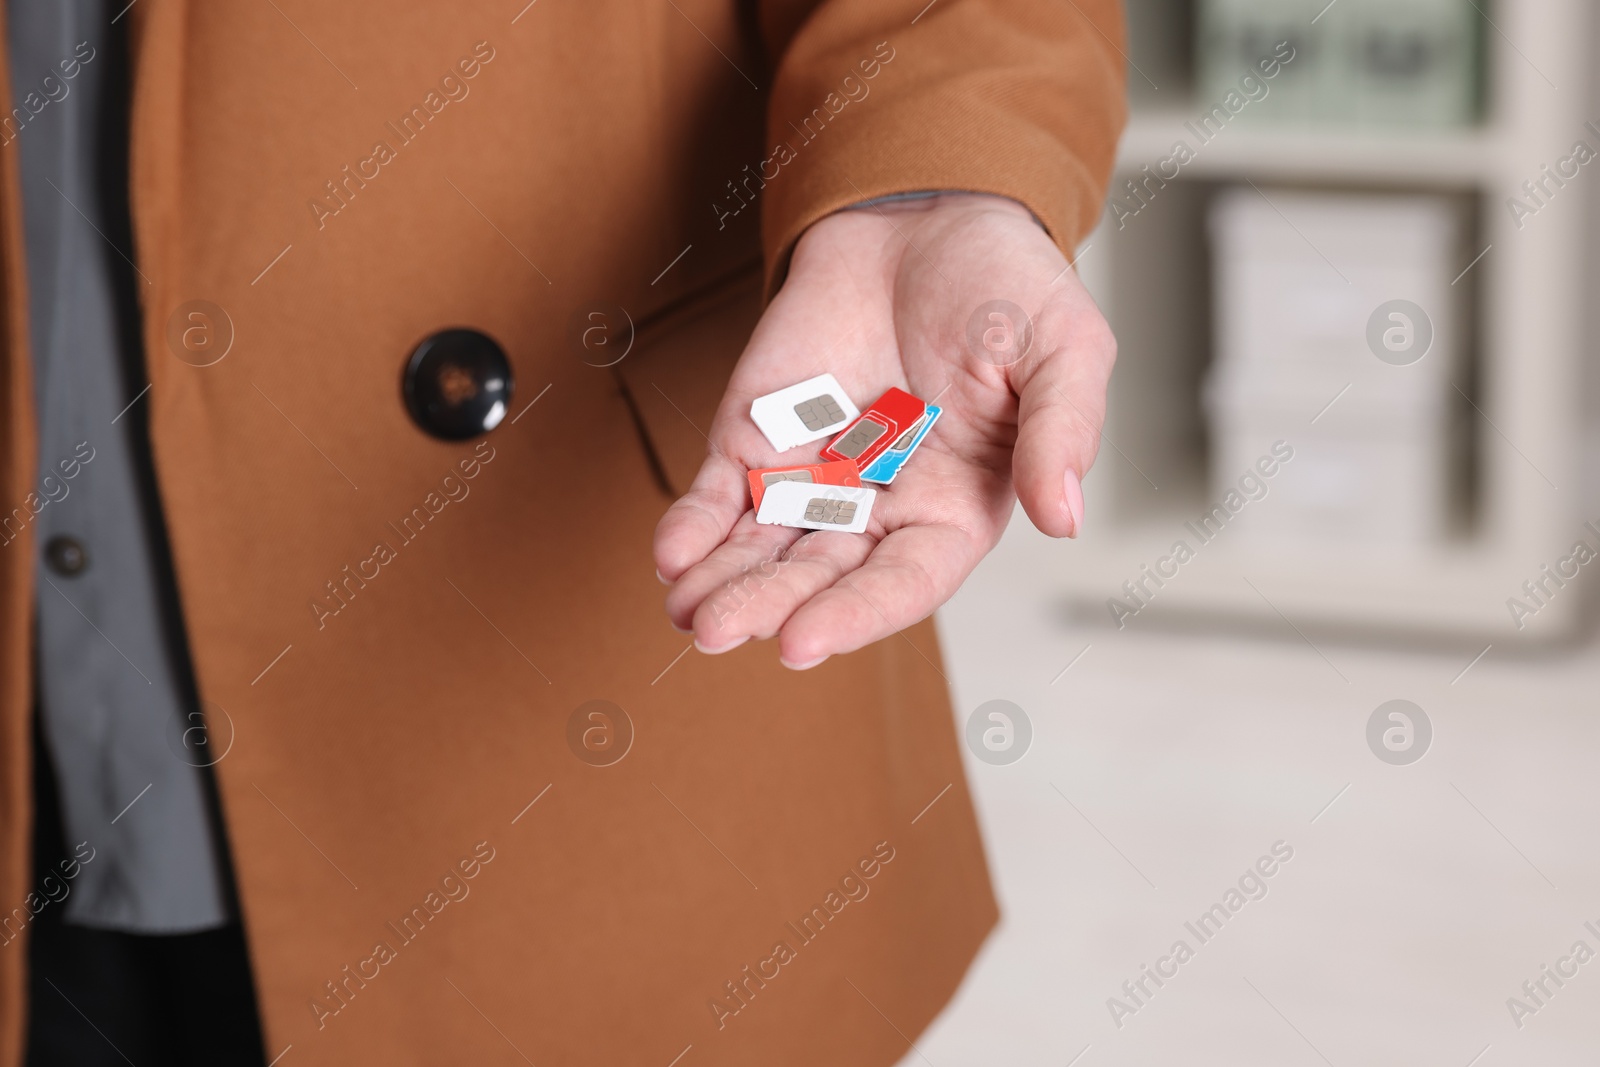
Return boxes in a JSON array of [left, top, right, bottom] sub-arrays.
[[754, 0, 1128, 294]]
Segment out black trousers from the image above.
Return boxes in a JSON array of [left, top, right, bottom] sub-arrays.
[[25, 728, 267, 1067]]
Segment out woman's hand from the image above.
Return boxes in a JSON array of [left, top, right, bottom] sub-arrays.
[[653, 192, 1115, 668]]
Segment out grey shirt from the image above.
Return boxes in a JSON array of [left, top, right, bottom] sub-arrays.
[[10, 0, 230, 932]]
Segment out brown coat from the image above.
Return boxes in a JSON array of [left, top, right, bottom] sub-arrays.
[[0, 1, 1124, 1063]]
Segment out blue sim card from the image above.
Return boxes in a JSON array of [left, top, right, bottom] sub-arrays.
[[860, 404, 940, 484]]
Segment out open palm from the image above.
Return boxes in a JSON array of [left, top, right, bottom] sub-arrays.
[[653, 192, 1116, 669]]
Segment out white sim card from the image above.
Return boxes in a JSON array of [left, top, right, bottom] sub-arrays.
[[749, 374, 859, 452], [755, 480, 877, 534]]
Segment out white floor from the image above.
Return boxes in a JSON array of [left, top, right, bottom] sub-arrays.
[[910, 514, 1600, 1067]]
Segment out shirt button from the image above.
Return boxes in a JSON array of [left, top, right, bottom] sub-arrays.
[[402, 328, 514, 441], [44, 535, 88, 577]]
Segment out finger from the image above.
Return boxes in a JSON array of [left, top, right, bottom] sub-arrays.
[[776, 523, 983, 666], [662, 514, 800, 639], [652, 449, 750, 581], [688, 529, 874, 650], [1010, 309, 1116, 539]]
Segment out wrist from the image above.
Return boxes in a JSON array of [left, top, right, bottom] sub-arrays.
[[846, 190, 1042, 229]]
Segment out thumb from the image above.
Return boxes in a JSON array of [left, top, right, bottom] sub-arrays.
[[1009, 312, 1116, 539]]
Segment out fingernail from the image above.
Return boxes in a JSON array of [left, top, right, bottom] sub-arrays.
[[781, 654, 829, 671], [695, 634, 750, 655], [1063, 468, 1084, 538], [656, 569, 671, 586], [670, 620, 692, 635]]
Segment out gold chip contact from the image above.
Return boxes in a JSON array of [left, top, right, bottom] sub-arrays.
[[804, 498, 859, 525], [831, 418, 886, 460], [889, 412, 928, 451], [761, 469, 816, 487], [793, 394, 846, 431]]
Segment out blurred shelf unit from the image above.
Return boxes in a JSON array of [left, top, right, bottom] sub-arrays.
[[1057, 0, 1591, 638], [1116, 112, 1508, 185]]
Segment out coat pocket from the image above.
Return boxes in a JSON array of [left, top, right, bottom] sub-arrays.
[[611, 262, 763, 498]]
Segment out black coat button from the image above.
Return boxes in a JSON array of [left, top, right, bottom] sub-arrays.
[[402, 329, 514, 441], [44, 535, 88, 576]]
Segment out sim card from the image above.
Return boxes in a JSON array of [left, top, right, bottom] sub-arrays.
[[860, 404, 941, 484], [819, 387, 927, 470], [749, 374, 859, 453], [747, 459, 862, 509], [755, 481, 876, 534]]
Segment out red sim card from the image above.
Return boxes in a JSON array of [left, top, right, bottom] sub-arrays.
[[819, 388, 927, 469], [748, 459, 861, 509]]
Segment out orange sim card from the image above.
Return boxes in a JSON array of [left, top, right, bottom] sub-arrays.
[[748, 460, 862, 510]]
